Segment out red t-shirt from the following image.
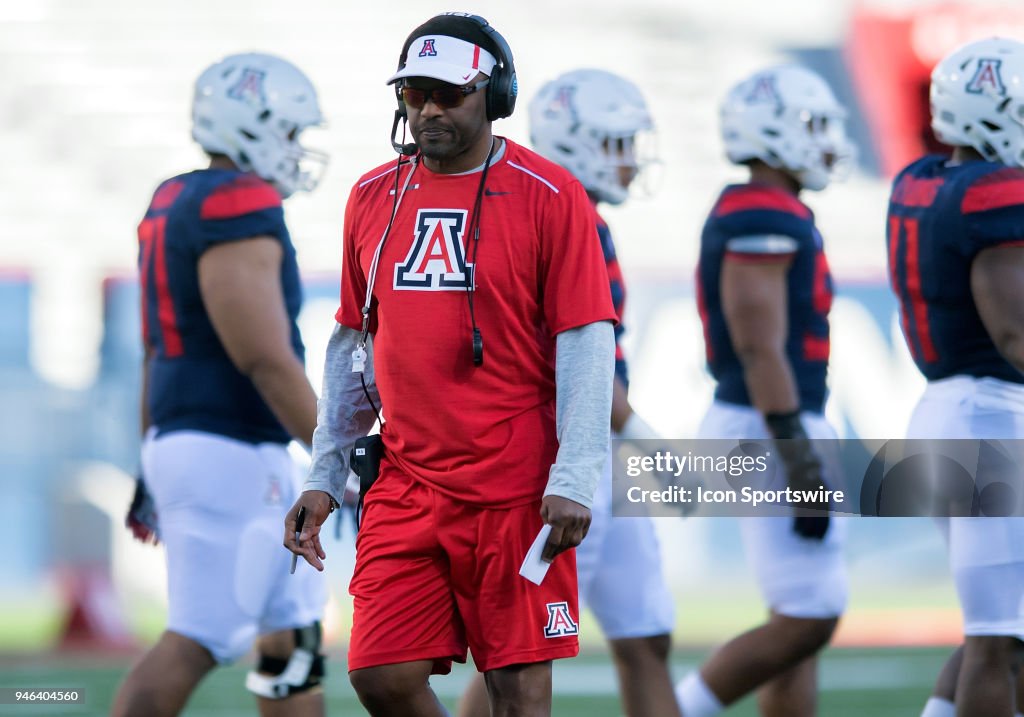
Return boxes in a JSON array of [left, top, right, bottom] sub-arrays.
[[338, 138, 616, 507]]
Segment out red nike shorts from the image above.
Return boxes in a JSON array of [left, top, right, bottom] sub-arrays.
[[347, 458, 580, 673]]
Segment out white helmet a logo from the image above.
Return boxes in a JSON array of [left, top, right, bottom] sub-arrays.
[[966, 58, 1006, 96], [227, 67, 267, 107]]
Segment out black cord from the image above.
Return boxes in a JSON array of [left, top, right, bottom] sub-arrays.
[[358, 142, 414, 425], [360, 370, 381, 426], [465, 138, 496, 366]]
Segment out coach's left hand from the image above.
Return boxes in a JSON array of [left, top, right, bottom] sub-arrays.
[[540, 495, 591, 563]]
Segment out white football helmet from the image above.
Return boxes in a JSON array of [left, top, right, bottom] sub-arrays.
[[529, 68, 657, 205], [192, 52, 328, 197], [720, 65, 854, 191], [931, 37, 1024, 167]]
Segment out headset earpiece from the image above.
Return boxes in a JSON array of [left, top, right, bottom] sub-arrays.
[[390, 39, 415, 154], [394, 84, 407, 119], [390, 82, 416, 155], [462, 14, 518, 121]]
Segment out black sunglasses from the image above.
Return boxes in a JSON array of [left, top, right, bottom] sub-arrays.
[[400, 80, 489, 111]]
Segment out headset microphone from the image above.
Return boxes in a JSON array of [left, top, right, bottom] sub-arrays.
[[390, 109, 418, 156]]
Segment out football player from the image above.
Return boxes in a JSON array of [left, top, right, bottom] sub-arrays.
[[112, 53, 329, 717], [887, 37, 1024, 717], [680, 65, 853, 717]]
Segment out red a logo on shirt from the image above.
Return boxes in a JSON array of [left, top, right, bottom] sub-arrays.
[[394, 209, 474, 291], [543, 601, 579, 638]]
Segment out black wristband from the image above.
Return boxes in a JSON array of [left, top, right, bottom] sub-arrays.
[[764, 410, 808, 440]]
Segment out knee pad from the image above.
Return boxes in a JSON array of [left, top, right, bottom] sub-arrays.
[[245, 622, 326, 699]]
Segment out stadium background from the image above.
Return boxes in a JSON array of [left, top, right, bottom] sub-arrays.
[[1, 0, 1022, 713]]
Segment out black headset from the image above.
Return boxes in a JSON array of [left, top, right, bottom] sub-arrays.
[[394, 13, 518, 122]]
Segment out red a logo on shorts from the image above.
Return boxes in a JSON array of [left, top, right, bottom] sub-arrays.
[[543, 601, 579, 638]]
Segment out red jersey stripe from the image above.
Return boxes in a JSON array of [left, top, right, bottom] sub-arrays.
[[972, 166, 1024, 185], [962, 178, 1024, 214], [891, 175, 943, 208], [713, 188, 811, 220], [200, 178, 281, 220], [151, 180, 184, 211], [887, 216, 916, 361], [151, 216, 184, 357], [812, 252, 832, 315], [138, 224, 155, 350], [902, 217, 938, 363], [803, 335, 830, 362]]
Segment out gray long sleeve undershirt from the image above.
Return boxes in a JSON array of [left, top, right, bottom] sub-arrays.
[[303, 323, 380, 505], [303, 319, 615, 510], [545, 320, 615, 509]]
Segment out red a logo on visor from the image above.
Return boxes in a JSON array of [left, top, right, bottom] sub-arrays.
[[419, 39, 438, 57]]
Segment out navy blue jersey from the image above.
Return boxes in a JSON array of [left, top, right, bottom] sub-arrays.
[[696, 184, 833, 413], [138, 169, 304, 444], [595, 207, 629, 386], [887, 156, 1024, 384]]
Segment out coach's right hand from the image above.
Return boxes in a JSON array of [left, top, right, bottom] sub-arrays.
[[284, 490, 335, 572], [540, 495, 591, 563]]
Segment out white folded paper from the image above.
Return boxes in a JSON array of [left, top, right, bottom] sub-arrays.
[[518, 524, 552, 585]]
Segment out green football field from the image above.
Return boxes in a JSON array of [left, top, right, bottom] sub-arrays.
[[0, 645, 951, 716]]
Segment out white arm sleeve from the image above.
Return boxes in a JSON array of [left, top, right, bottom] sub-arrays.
[[544, 320, 615, 508], [304, 323, 381, 505]]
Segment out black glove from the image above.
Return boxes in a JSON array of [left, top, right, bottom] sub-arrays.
[[765, 411, 830, 541], [126, 475, 160, 545]]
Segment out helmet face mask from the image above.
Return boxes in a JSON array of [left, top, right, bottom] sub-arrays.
[[529, 68, 658, 205], [930, 37, 1024, 168], [720, 65, 854, 191], [191, 53, 328, 197]]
